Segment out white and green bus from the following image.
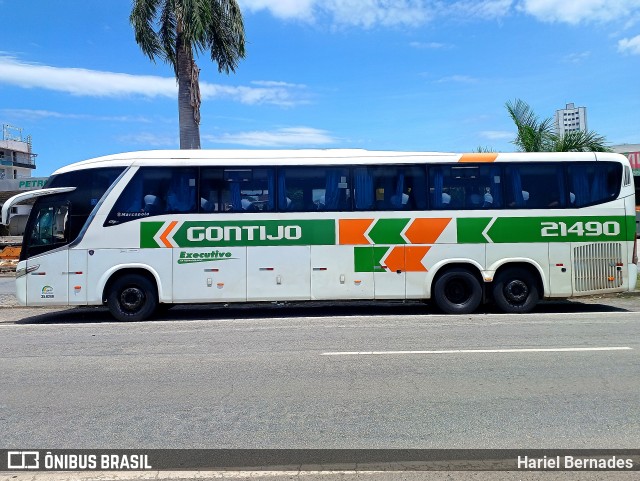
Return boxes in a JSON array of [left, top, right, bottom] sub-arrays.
[[2, 150, 637, 321]]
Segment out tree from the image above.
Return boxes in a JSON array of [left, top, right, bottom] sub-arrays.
[[474, 146, 496, 153], [505, 98, 554, 152], [131, 0, 245, 149], [550, 130, 610, 152], [505, 98, 611, 152]]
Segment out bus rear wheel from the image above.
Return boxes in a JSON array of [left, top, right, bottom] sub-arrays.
[[433, 268, 482, 314], [492, 268, 539, 313], [107, 274, 158, 322]]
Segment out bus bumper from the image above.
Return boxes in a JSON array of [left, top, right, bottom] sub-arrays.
[[630, 263, 638, 291], [15, 261, 27, 306]]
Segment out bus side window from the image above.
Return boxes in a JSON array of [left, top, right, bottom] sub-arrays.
[[165, 169, 197, 213], [277, 166, 350, 212], [200, 167, 224, 212], [568, 162, 622, 207], [219, 167, 275, 212], [505, 163, 566, 209], [370, 165, 426, 211], [106, 167, 196, 224], [429, 164, 499, 210], [354, 167, 374, 211]]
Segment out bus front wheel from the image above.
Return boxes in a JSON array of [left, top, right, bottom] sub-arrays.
[[492, 268, 539, 313], [107, 274, 158, 322], [433, 268, 482, 314]]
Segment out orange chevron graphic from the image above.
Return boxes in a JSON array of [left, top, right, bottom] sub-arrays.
[[339, 219, 373, 245], [404, 218, 451, 244], [459, 153, 498, 163], [383, 246, 430, 272], [383, 246, 405, 272], [405, 246, 430, 271], [159, 221, 178, 248]]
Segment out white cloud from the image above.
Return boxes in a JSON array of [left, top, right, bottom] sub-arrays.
[[409, 41, 450, 49], [562, 51, 591, 64], [117, 132, 177, 147], [446, 0, 513, 19], [517, 0, 640, 25], [435, 75, 478, 84], [251, 80, 307, 88], [199, 82, 309, 107], [0, 55, 177, 98], [618, 34, 640, 54], [240, 0, 317, 21], [241, 0, 433, 27], [323, 0, 433, 28], [1, 108, 152, 123], [0, 56, 307, 106], [480, 130, 513, 140], [204, 127, 337, 147], [242, 0, 640, 27], [241, 0, 511, 27]]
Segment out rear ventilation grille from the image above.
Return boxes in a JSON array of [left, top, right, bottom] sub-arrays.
[[573, 242, 623, 292]]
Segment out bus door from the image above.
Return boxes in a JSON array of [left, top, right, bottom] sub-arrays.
[[172, 247, 247, 303], [23, 202, 70, 306], [373, 245, 406, 299], [548, 243, 572, 297], [311, 245, 374, 300], [67, 249, 88, 305], [247, 246, 311, 301]]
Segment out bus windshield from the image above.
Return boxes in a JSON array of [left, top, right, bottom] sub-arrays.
[[21, 167, 125, 260], [28, 202, 70, 247]]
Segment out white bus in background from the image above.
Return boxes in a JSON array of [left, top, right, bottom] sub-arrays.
[[2, 149, 637, 322]]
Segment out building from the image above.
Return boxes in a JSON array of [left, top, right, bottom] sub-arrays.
[[0, 124, 48, 235], [611, 144, 640, 176], [555, 102, 587, 136]]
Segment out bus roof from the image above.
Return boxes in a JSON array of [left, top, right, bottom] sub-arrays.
[[52, 149, 628, 175]]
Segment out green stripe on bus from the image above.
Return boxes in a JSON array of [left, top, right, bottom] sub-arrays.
[[626, 215, 636, 241], [456, 218, 492, 244], [141, 219, 336, 248], [354, 246, 389, 272], [367, 218, 410, 245], [140, 222, 165, 248], [458, 216, 633, 243]]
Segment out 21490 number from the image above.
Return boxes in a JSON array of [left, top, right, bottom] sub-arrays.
[[540, 221, 620, 237]]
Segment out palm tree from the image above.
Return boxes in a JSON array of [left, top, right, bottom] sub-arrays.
[[550, 130, 610, 152], [505, 99, 611, 152], [505, 99, 554, 152], [474, 146, 496, 153], [131, 0, 245, 149]]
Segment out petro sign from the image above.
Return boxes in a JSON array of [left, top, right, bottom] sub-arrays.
[[0, 177, 48, 191], [624, 151, 640, 175]]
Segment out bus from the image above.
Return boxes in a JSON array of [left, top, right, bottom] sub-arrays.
[[2, 149, 637, 322]]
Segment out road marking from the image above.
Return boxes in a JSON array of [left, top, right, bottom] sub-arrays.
[[321, 347, 632, 356]]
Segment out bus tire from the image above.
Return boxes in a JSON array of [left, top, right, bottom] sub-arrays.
[[433, 268, 482, 314], [492, 268, 539, 313], [107, 274, 158, 322]]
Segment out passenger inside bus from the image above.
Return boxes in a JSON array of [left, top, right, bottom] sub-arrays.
[[143, 194, 163, 214], [483, 190, 494, 207], [390, 193, 409, 207], [508, 190, 529, 208]]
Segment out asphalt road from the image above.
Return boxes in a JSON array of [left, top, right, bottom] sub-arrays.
[[1, 295, 639, 451]]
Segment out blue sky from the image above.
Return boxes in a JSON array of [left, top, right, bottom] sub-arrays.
[[1, 0, 640, 176]]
